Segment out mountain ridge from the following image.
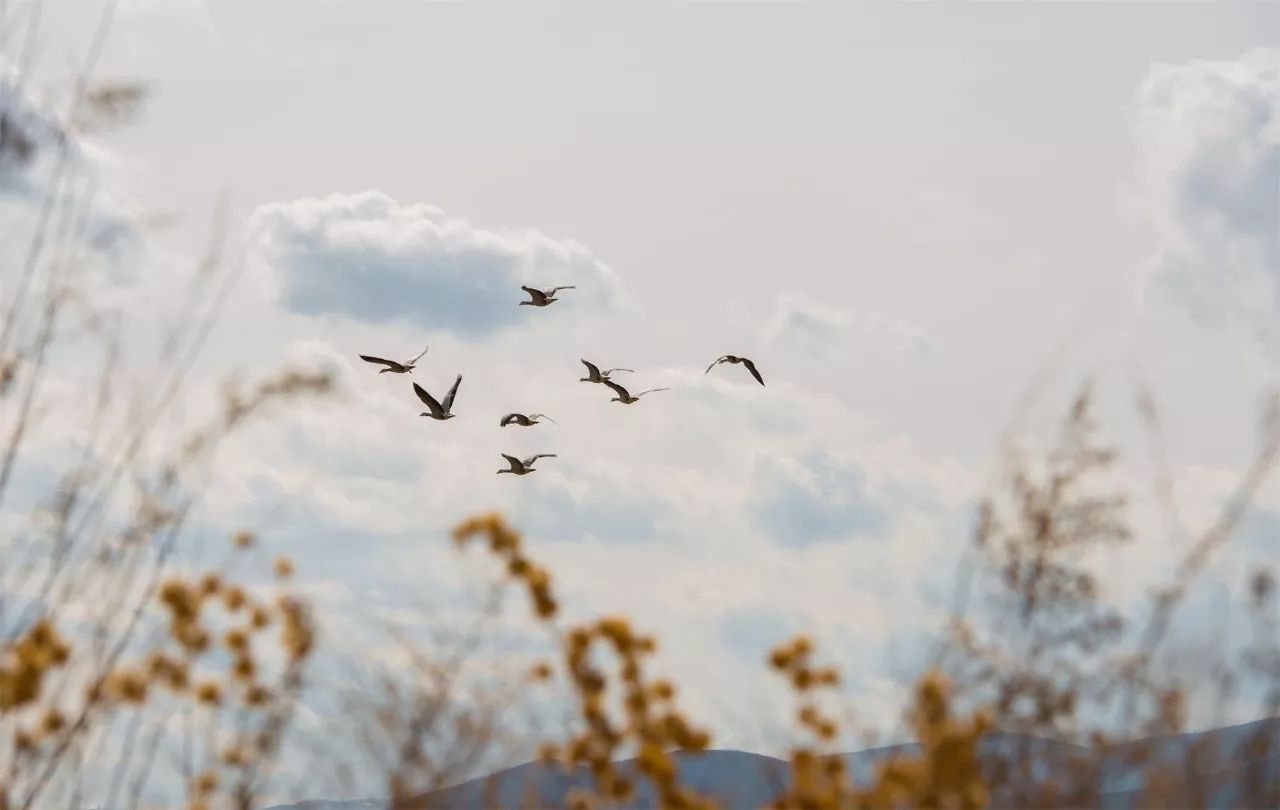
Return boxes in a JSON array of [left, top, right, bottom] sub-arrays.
[[260, 717, 1278, 809]]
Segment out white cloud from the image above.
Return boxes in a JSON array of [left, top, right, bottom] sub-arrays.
[[0, 59, 155, 277], [763, 292, 936, 357], [247, 191, 626, 340], [1133, 48, 1280, 354]]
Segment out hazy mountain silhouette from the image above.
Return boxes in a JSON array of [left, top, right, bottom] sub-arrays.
[[262, 717, 1278, 810]]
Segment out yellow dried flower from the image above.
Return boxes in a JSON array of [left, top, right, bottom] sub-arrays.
[[224, 628, 249, 653], [222, 585, 248, 612], [198, 573, 221, 597], [195, 680, 221, 706], [244, 684, 271, 707], [232, 655, 255, 682], [40, 709, 65, 736], [529, 661, 553, 682], [194, 771, 217, 795], [250, 606, 271, 630], [106, 669, 148, 704]]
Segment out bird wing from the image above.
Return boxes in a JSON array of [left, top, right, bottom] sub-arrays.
[[500, 413, 519, 427], [412, 382, 443, 416], [604, 367, 634, 375], [442, 374, 463, 412], [501, 454, 523, 471], [529, 413, 558, 425], [523, 454, 557, 466], [547, 285, 576, 295], [705, 356, 729, 374], [404, 345, 430, 365], [638, 387, 671, 397], [581, 359, 602, 379], [521, 285, 547, 303], [603, 379, 631, 398], [742, 358, 765, 386], [360, 355, 400, 369]]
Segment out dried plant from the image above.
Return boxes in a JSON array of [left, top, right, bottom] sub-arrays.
[[1, 6, 1277, 810]]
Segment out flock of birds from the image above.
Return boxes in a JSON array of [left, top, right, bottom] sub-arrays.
[[357, 284, 766, 477]]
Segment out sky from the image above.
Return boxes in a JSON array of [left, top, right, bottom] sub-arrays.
[[2, 0, 1279, 801]]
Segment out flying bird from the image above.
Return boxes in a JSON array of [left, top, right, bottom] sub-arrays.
[[359, 345, 429, 374], [579, 359, 633, 384], [499, 412, 557, 428], [705, 355, 765, 386], [412, 375, 462, 420], [496, 453, 557, 475], [603, 378, 669, 405], [520, 285, 576, 307]]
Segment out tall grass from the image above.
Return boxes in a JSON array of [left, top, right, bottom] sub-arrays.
[[0, 9, 1277, 809]]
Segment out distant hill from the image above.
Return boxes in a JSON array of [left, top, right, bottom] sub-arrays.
[[264, 718, 1278, 809]]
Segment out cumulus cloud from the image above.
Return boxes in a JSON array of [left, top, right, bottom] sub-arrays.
[[751, 449, 893, 548], [1134, 48, 1280, 352], [0, 61, 149, 266], [763, 292, 936, 356], [248, 191, 625, 339]]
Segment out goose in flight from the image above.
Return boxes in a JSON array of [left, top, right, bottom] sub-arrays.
[[497, 453, 557, 475], [706, 355, 765, 386], [499, 412, 557, 428], [603, 378, 669, 405], [359, 345, 429, 374], [412, 375, 462, 420], [579, 359, 633, 384], [520, 285, 576, 307]]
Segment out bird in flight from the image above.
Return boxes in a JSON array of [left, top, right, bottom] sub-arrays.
[[579, 359, 633, 384], [520, 285, 576, 307], [499, 412, 557, 428], [359, 345, 429, 374], [706, 355, 765, 386], [496, 453, 557, 475], [603, 378, 669, 405], [412, 375, 462, 420]]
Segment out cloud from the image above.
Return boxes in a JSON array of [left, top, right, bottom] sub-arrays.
[[1133, 48, 1280, 353], [751, 449, 893, 548], [512, 472, 667, 545], [248, 191, 624, 339], [763, 292, 936, 356], [0, 60, 151, 270]]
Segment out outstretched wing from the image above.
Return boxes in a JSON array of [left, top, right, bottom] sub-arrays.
[[637, 387, 671, 397], [603, 379, 631, 399], [500, 413, 520, 427], [404, 345, 430, 365], [741, 358, 765, 386], [705, 356, 729, 374], [523, 454, 557, 467], [521, 285, 547, 304], [360, 355, 400, 369], [529, 413, 558, 425], [581, 359, 602, 379], [442, 374, 463, 412], [547, 285, 576, 295], [603, 367, 634, 375], [501, 453, 523, 471], [412, 382, 443, 416]]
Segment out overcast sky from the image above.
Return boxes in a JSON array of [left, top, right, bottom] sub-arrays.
[[5, 0, 1280, 798]]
